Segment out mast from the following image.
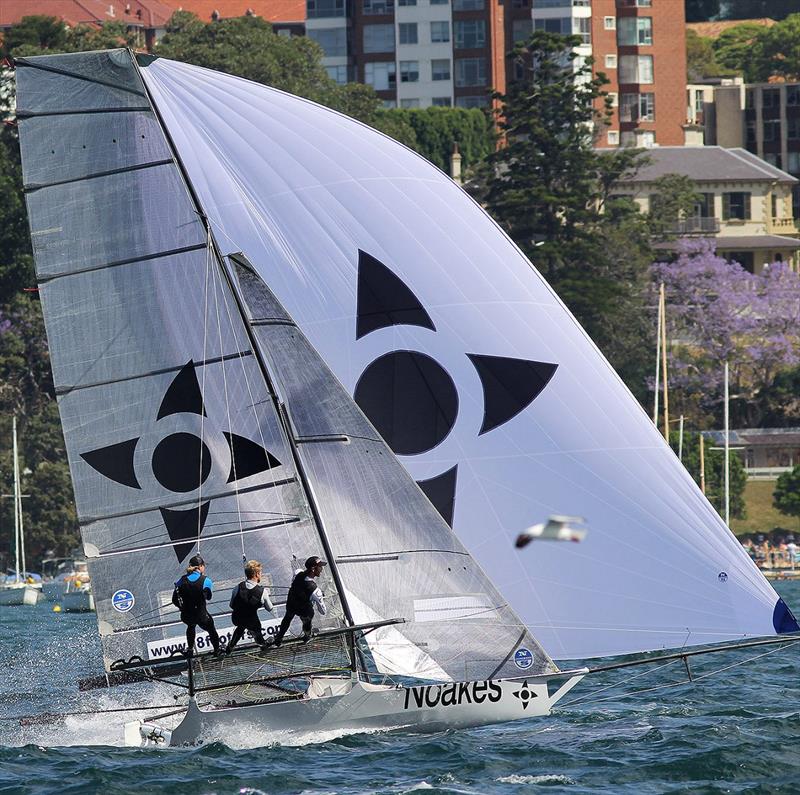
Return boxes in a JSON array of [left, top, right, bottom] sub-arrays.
[[12, 416, 20, 583], [130, 52, 359, 643]]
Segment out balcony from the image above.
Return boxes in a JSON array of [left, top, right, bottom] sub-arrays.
[[665, 217, 720, 235], [768, 216, 799, 234]]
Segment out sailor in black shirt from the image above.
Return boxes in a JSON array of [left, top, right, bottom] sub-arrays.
[[226, 559, 275, 654], [171, 554, 223, 657], [268, 556, 327, 647]]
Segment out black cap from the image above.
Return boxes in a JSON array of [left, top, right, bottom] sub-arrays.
[[189, 554, 205, 567], [305, 556, 327, 569]]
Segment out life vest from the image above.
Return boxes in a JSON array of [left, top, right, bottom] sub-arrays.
[[230, 582, 264, 625], [172, 572, 207, 615], [286, 571, 317, 615]]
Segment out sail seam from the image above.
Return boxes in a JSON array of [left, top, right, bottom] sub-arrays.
[[93, 516, 302, 558], [337, 549, 471, 561], [14, 58, 148, 97], [487, 629, 529, 679], [80, 475, 297, 525], [17, 107, 153, 118], [24, 159, 174, 192], [55, 350, 253, 396], [38, 242, 208, 284]]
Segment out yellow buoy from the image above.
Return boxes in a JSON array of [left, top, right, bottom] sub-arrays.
[[53, 604, 62, 612]]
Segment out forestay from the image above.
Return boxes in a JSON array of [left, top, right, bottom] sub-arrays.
[[16, 49, 552, 680], [139, 57, 799, 659]]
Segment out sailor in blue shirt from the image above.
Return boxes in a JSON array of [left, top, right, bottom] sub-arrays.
[[171, 554, 223, 657]]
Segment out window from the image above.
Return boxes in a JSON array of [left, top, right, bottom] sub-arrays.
[[608, 130, 620, 145], [382, 99, 397, 108], [455, 20, 486, 48], [308, 27, 347, 57], [726, 251, 754, 272], [399, 22, 418, 44], [787, 86, 800, 106], [535, 17, 570, 34], [326, 64, 350, 84], [363, 0, 393, 11], [620, 93, 653, 121], [511, 0, 529, 6], [512, 19, 532, 43], [619, 55, 653, 83], [617, 0, 651, 6], [399, 60, 419, 82], [618, 16, 652, 46], [400, 98, 420, 107], [399, 0, 417, 4], [432, 58, 451, 80], [789, 119, 800, 140], [364, 24, 395, 52], [763, 119, 781, 142], [637, 130, 655, 147], [431, 0, 448, 4], [722, 192, 751, 221], [787, 151, 800, 174], [605, 53, 617, 69], [455, 57, 487, 87], [365, 61, 396, 90], [575, 17, 591, 44], [456, 95, 487, 108], [453, 0, 484, 8], [692, 193, 714, 219], [307, 0, 345, 17], [772, 194, 778, 219], [432, 96, 452, 106], [746, 120, 757, 145], [762, 88, 780, 108], [607, 92, 618, 107], [764, 152, 782, 169], [694, 90, 703, 114], [431, 21, 450, 43], [604, 16, 616, 29]]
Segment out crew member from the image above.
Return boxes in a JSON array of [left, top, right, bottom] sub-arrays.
[[226, 559, 275, 655], [172, 554, 223, 657], [268, 556, 327, 647]]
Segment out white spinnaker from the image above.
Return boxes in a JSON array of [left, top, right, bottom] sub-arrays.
[[141, 58, 791, 659]]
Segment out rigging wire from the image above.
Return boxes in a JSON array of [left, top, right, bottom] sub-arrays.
[[197, 229, 213, 553]]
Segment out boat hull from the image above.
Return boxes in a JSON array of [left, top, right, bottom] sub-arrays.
[[42, 581, 67, 602], [62, 590, 95, 612], [134, 673, 585, 747], [0, 584, 43, 606]]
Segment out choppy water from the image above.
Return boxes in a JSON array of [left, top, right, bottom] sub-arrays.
[[1, 582, 798, 795]]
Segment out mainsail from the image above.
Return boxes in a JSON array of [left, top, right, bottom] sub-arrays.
[[16, 49, 552, 680], [135, 56, 798, 659]]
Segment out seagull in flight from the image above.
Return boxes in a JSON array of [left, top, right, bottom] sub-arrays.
[[515, 516, 588, 548]]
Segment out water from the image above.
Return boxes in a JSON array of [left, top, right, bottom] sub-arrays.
[[2, 582, 798, 795]]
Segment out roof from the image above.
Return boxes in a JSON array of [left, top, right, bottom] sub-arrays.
[[616, 146, 798, 186], [703, 428, 800, 446], [0, 0, 173, 29], [687, 18, 776, 39], [158, 0, 305, 23], [654, 234, 800, 251]]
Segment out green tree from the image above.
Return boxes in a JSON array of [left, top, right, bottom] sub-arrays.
[[721, 0, 797, 20], [686, 29, 724, 81], [3, 18, 136, 58], [2, 15, 67, 54], [471, 31, 653, 388], [677, 432, 747, 520], [774, 465, 800, 529], [647, 174, 701, 241], [711, 22, 768, 79], [750, 13, 800, 81]]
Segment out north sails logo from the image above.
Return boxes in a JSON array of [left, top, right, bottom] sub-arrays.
[[353, 250, 558, 525], [80, 360, 281, 562]]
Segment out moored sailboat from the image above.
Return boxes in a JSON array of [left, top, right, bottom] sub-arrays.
[[13, 49, 798, 745]]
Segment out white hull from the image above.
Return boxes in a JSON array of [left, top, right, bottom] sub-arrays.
[[61, 590, 95, 613], [130, 672, 585, 747], [0, 584, 43, 606]]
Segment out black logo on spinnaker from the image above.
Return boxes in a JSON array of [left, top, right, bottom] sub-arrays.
[[354, 250, 557, 526], [80, 360, 281, 562]]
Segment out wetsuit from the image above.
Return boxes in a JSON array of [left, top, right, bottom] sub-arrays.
[[172, 570, 220, 655], [226, 580, 274, 653], [272, 570, 326, 646]]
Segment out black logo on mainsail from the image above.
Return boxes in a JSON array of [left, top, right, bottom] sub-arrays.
[[80, 360, 281, 562], [354, 250, 557, 526]]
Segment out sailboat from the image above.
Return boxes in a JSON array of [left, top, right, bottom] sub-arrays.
[[14, 49, 798, 745], [0, 417, 43, 606]]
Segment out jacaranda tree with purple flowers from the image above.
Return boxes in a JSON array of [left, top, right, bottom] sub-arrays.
[[652, 239, 800, 428]]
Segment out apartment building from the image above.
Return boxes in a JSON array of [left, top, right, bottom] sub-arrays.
[[611, 146, 800, 273], [309, 0, 687, 128], [689, 79, 800, 219]]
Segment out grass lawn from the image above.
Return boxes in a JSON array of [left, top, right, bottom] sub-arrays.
[[731, 479, 800, 536]]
